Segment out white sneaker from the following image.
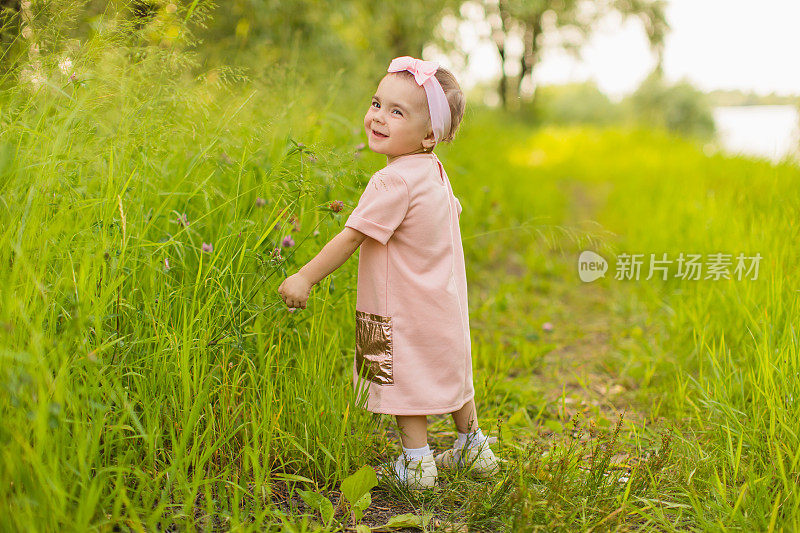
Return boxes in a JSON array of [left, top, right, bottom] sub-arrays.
[[375, 453, 438, 491], [434, 436, 501, 478]]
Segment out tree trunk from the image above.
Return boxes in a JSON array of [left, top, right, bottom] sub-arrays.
[[498, 44, 507, 110], [517, 12, 543, 108], [492, 0, 513, 110]]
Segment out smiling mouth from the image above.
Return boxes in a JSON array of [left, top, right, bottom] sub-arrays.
[[371, 129, 388, 138]]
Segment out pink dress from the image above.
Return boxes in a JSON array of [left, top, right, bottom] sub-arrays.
[[344, 152, 474, 415]]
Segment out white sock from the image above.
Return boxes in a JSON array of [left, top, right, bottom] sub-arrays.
[[401, 443, 431, 460], [455, 428, 486, 449], [394, 444, 431, 479]]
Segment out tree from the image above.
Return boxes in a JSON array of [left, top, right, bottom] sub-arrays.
[[624, 71, 715, 139], [364, 0, 462, 61], [475, 0, 668, 111]]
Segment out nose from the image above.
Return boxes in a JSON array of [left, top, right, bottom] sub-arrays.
[[371, 105, 388, 122]]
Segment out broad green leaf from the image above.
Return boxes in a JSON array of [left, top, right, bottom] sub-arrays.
[[384, 513, 424, 527], [379, 513, 434, 529], [352, 492, 371, 522], [340, 464, 378, 506], [298, 489, 334, 524]]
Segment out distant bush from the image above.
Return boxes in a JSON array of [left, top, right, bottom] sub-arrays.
[[527, 81, 624, 126], [515, 75, 716, 142], [621, 71, 716, 140]]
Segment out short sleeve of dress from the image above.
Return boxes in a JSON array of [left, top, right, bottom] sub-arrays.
[[345, 169, 409, 245], [455, 196, 462, 218]]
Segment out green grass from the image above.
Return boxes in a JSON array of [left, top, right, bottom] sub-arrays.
[[1, 23, 799, 532], [459, 118, 799, 530]]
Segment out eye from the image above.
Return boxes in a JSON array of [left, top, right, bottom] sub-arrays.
[[371, 101, 402, 116]]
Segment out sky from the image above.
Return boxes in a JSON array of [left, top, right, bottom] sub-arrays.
[[433, 0, 800, 102]]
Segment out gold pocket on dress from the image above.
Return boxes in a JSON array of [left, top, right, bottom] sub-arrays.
[[355, 310, 394, 385]]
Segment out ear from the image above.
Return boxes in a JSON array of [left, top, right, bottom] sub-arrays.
[[421, 128, 436, 150]]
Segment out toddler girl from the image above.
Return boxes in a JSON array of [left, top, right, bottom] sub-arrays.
[[278, 56, 500, 491]]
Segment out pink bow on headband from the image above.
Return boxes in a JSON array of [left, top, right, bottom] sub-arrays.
[[387, 56, 439, 86]]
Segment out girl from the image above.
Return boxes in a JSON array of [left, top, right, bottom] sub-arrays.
[[278, 56, 500, 491]]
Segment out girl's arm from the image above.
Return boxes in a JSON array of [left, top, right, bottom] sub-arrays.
[[277, 227, 367, 309]]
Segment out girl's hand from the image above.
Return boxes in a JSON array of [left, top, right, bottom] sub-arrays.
[[278, 272, 313, 309]]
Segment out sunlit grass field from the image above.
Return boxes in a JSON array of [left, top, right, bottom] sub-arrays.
[[1, 34, 799, 532]]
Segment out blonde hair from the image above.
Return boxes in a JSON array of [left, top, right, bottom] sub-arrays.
[[389, 66, 466, 151]]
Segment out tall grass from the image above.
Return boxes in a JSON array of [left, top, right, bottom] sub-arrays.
[[3, 3, 799, 531], [0, 13, 390, 529], [491, 124, 800, 530]]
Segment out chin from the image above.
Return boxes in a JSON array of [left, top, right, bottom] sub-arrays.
[[368, 139, 390, 153], [367, 142, 385, 154]]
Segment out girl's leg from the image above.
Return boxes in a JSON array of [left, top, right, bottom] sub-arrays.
[[450, 398, 480, 433], [395, 415, 428, 449]]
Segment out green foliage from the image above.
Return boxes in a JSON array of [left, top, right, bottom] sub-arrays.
[[299, 469, 433, 531], [529, 81, 624, 125], [2, 1, 799, 531], [470, 119, 800, 530], [499, 413, 676, 530], [623, 70, 716, 140], [298, 489, 335, 527], [339, 464, 378, 524], [522, 76, 718, 144]]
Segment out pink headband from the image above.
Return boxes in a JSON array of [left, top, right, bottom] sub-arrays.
[[387, 56, 452, 145]]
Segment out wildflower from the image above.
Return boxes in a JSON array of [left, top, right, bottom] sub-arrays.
[[177, 213, 189, 227], [542, 322, 554, 332], [289, 215, 300, 232], [202, 242, 213, 253], [305, 154, 317, 164], [355, 142, 366, 151], [58, 57, 73, 75], [288, 307, 296, 313], [313, 230, 320, 237], [22, 68, 45, 89], [255, 197, 266, 207], [271, 247, 283, 261], [21, 26, 32, 39], [164, 257, 170, 271], [281, 235, 294, 248], [330, 200, 343, 213]]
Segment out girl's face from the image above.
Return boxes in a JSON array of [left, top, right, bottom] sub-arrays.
[[364, 74, 436, 164]]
